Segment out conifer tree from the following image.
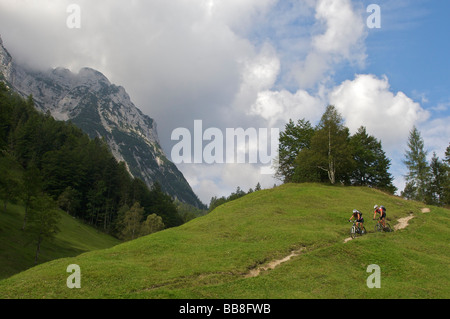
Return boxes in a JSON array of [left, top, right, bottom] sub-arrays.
[[428, 152, 445, 205], [276, 119, 314, 182], [444, 144, 450, 206], [402, 126, 430, 202], [350, 126, 396, 193]]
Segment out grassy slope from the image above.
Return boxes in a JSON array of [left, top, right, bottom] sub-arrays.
[[0, 202, 121, 280], [0, 183, 448, 299]]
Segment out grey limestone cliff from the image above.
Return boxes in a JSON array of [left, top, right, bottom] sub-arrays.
[[0, 35, 204, 208]]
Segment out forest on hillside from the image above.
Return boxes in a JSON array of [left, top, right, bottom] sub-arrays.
[[0, 82, 199, 241]]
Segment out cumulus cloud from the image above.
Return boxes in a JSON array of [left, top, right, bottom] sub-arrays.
[[249, 89, 324, 127], [329, 74, 430, 152]]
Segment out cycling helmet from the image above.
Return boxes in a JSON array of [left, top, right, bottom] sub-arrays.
[[353, 209, 359, 214], [374, 205, 379, 210]]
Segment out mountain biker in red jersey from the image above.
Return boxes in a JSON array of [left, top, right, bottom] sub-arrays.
[[349, 209, 364, 234], [373, 205, 386, 227]]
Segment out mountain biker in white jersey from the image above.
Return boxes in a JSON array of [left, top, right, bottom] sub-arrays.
[[349, 209, 364, 234]]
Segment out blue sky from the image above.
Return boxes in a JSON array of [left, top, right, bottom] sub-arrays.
[[362, 0, 450, 115], [0, 0, 448, 202]]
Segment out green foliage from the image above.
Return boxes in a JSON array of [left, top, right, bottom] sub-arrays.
[[175, 200, 207, 223], [276, 119, 314, 182], [402, 126, 430, 202], [428, 152, 446, 206], [401, 127, 449, 206], [140, 213, 165, 237], [119, 202, 144, 241], [350, 126, 396, 193], [117, 202, 166, 241], [284, 106, 394, 192], [208, 183, 262, 212], [312, 105, 355, 184], [0, 151, 21, 212], [444, 144, 450, 206], [26, 194, 61, 264]]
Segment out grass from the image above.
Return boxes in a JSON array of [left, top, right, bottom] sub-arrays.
[[0, 183, 448, 299], [0, 202, 121, 280]]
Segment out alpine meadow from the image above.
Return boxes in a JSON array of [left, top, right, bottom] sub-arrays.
[[0, 184, 448, 299]]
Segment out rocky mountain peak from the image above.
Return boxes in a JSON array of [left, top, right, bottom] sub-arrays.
[[0, 38, 204, 208]]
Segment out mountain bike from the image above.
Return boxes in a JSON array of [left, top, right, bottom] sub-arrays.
[[349, 220, 366, 239], [374, 217, 392, 233]]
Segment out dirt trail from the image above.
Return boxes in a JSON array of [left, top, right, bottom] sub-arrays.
[[245, 247, 305, 278], [394, 214, 415, 231], [247, 209, 430, 278]]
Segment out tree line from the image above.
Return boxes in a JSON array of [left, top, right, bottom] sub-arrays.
[[276, 105, 396, 193], [275, 105, 449, 207], [0, 82, 185, 254], [208, 183, 262, 213]]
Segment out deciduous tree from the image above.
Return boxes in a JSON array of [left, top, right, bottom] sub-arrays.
[[140, 213, 165, 236], [120, 202, 144, 241], [27, 194, 61, 264], [295, 106, 354, 184]]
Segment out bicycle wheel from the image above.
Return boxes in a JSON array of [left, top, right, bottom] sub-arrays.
[[361, 226, 367, 235], [375, 223, 382, 232], [350, 226, 356, 239], [384, 223, 392, 232]]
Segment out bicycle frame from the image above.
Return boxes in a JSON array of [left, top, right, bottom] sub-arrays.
[[349, 220, 365, 238], [374, 217, 391, 232]]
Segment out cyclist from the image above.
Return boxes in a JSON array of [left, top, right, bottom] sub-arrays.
[[349, 209, 365, 234], [373, 205, 386, 228]]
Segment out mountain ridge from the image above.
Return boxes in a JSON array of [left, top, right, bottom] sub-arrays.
[[0, 35, 204, 208]]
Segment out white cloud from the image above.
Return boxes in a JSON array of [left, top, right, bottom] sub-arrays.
[[179, 162, 279, 204], [249, 89, 324, 127], [420, 117, 450, 159], [329, 74, 429, 152], [232, 42, 281, 114], [313, 0, 366, 59], [292, 0, 367, 88]]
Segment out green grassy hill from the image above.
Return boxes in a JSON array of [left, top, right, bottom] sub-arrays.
[[0, 202, 121, 280], [0, 183, 448, 298]]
